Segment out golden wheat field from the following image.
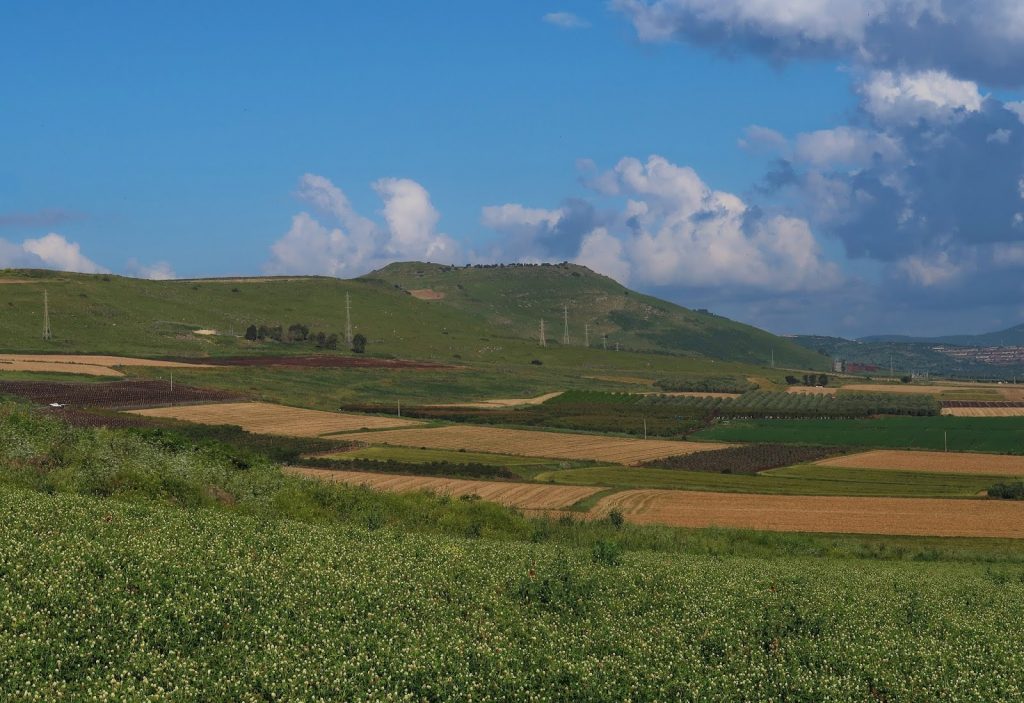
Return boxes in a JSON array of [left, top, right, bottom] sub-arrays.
[[427, 391, 564, 409], [343, 425, 728, 464], [285, 467, 603, 511], [0, 354, 215, 373], [817, 449, 1024, 476], [941, 407, 1024, 417], [593, 489, 1024, 538], [131, 402, 420, 437]]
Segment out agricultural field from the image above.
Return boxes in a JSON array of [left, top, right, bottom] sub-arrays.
[[0, 379, 240, 408], [695, 415, 1024, 453], [131, 401, 419, 437], [343, 425, 729, 464], [286, 467, 603, 511], [7, 486, 1024, 700], [818, 449, 1024, 477], [943, 406, 1024, 416], [593, 489, 1024, 538]]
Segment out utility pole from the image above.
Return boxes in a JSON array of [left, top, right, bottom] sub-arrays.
[[771, 347, 774, 369], [345, 293, 353, 345], [584, 323, 589, 348], [539, 319, 546, 347], [602, 334, 607, 351], [643, 417, 647, 440], [170, 371, 173, 393], [563, 306, 569, 346], [42, 290, 52, 341]]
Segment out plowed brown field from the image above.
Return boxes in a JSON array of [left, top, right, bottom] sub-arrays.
[[817, 449, 1024, 476], [593, 489, 1024, 538], [131, 402, 419, 437], [285, 467, 603, 510], [343, 425, 728, 464], [0, 361, 124, 377]]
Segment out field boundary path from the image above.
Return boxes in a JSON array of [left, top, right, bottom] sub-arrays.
[[342, 425, 730, 465], [286, 467, 605, 511], [131, 402, 420, 437]]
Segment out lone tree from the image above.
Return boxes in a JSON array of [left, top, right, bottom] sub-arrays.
[[244, 324, 258, 341], [351, 333, 367, 354]]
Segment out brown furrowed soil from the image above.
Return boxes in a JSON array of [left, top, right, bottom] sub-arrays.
[[131, 402, 420, 437], [0, 361, 124, 377], [285, 467, 603, 511], [0, 380, 240, 408], [202, 355, 453, 370], [343, 425, 729, 465], [408, 288, 445, 300], [593, 489, 1024, 538], [817, 450, 1024, 476]]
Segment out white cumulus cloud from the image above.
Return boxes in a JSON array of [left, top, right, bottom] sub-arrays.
[[5, 233, 107, 273], [859, 70, 985, 124]]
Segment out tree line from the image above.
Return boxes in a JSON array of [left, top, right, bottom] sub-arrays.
[[244, 323, 366, 353]]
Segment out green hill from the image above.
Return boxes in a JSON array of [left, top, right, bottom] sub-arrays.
[[362, 262, 824, 368], [0, 264, 825, 369]]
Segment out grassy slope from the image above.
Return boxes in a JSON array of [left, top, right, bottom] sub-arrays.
[[0, 266, 827, 370], [364, 261, 826, 368], [695, 416, 1024, 453]]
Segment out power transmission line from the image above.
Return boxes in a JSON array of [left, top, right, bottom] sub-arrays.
[[345, 293, 353, 345], [584, 323, 589, 347], [563, 306, 569, 345], [42, 290, 52, 341]]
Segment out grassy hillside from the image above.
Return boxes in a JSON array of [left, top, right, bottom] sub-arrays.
[[0, 265, 825, 370], [365, 262, 825, 367]]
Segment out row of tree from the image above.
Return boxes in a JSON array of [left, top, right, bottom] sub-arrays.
[[244, 323, 366, 353], [786, 374, 830, 387]]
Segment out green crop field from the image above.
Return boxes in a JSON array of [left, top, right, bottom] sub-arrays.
[[694, 416, 1024, 454], [536, 464, 996, 497]]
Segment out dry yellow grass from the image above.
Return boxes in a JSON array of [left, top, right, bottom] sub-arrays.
[[427, 391, 564, 409], [582, 375, 656, 386], [408, 288, 446, 300], [286, 467, 603, 511], [131, 402, 420, 437], [343, 425, 729, 465], [942, 407, 1024, 417], [785, 386, 837, 395], [0, 279, 36, 285], [0, 360, 124, 377], [0, 354, 215, 369], [841, 383, 962, 395], [817, 449, 1024, 476], [593, 489, 1024, 538]]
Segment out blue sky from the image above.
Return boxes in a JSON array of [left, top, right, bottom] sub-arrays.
[[4, 1, 1024, 338]]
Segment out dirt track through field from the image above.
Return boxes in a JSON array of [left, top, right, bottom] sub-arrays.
[[286, 467, 603, 511], [428, 392, 564, 409], [131, 402, 420, 437], [0, 354, 214, 370], [817, 450, 1024, 476], [593, 489, 1024, 538], [343, 425, 729, 465]]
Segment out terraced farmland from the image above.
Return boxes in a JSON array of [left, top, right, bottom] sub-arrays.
[[287, 467, 602, 511], [132, 401, 419, 437], [344, 425, 728, 464], [818, 450, 1024, 476], [593, 490, 1024, 538]]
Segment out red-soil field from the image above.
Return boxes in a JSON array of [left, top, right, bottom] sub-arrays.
[[0, 380, 241, 409], [593, 489, 1024, 538], [201, 355, 454, 370]]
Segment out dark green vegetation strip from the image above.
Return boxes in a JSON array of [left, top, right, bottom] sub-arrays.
[[642, 444, 846, 474], [300, 456, 521, 481], [537, 464, 997, 498], [696, 416, 1024, 453], [989, 482, 1024, 500], [653, 375, 758, 393]]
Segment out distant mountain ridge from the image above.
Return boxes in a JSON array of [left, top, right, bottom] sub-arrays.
[[860, 323, 1024, 347]]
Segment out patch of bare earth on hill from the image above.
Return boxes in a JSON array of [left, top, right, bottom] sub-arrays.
[[409, 288, 445, 300]]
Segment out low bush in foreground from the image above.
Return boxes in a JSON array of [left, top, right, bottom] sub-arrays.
[[988, 482, 1024, 500]]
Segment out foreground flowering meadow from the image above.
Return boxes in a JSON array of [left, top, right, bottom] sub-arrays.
[[0, 486, 1022, 702]]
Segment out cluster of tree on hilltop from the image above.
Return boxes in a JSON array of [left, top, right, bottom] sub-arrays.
[[244, 323, 366, 353]]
